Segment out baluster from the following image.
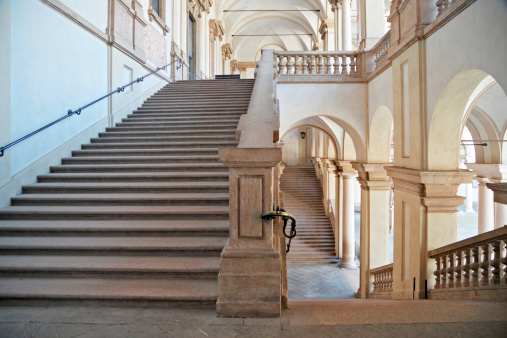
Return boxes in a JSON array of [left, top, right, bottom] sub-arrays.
[[463, 248, 471, 287], [317, 55, 325, 74], [286, 56, 294, 75], [471, 246, 480, 286], [441, 254, 448, 288], [278, 56, 286, 74], [480, 244, 492, 286], [302, 55, 309, 74], [310, 55, 317, 74], [350, 54, 357, 75], [389, 269, 393, 292], [326, 55, 333, 74], [455, 250, 463, 288], [491, 241, 501, 285], [341, 55, 347, 75], [434, 256, 441, 289], [333, 55, 340, 74], [294, 55, 301, 74], [436, 0, 444, 17], [447, 253, 455, 288], [502, 240, 507, 284], [381, 271, 386, 292]]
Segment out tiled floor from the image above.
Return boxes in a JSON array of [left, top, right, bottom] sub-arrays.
[[287, 263, 357, 300]]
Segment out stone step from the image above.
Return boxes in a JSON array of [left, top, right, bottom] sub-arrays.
[[37, 172, 229, 183], [0, 236, 226, 253], [116, 120, 240, 127], [71, 149, 220, 157], [0, 205, 229, 220], [97, 130, 236, 138], [22, 182, 229, 194], [128, 111, 245, 117], [82, 142, 238, 149], [0, 255, 221, 278], [105, 125, 237, 133], [50, 163, 228, 173], [0, 278, 219, 305], [12, 193, 229, 206], [91, 135, 237, 142], [61, 155, 220, 165], [122, 114, 243, 121], [0, 220, 228, 236]]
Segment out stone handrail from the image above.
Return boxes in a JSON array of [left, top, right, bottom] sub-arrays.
[[436, 0, 453, 17], [428, 226, 507, 290], [371, 263, 394, 295], [371, 30, 391, 70], [235, 49, 279, 148], [274, 51, 359, 76]]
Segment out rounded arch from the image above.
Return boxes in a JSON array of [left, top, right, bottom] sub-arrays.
[[281, 124, 340, 160], [428, 69, 504, 170], [368, 105, 393, 163]]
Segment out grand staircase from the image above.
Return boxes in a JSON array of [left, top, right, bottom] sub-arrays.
[[0, 79, 254, 305], [280, 166, 338, 264]]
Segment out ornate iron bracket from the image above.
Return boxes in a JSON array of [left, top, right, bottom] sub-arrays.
[[261, 210, 297, 253]]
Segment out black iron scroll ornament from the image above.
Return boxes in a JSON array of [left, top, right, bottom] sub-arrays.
[[261, 210, 297, 253]]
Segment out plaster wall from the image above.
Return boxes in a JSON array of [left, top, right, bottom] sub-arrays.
[[59, 0, 108, 32], [425, 0, 507, 134], [368, 67, 394, 126], [278, 83, 366, 161]]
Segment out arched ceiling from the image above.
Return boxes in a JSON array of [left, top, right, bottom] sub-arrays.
[[216, 0, 326, 61]]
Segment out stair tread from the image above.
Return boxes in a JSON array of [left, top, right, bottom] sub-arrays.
[[0, 278, 218, 301]]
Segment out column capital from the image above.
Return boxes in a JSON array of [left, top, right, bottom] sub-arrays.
[[386, 166, 474, 213], [486, 183, 507, 205], [465, 163, 507, 183], [336, 160, 357, 178], [352, 162, 393, 191]]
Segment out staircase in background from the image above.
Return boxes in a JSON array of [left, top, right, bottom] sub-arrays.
[[280, 166, 338, 264], [0, 79, 254, 305]]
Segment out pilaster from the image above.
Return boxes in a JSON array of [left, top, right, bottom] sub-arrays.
[[386, 166, 473, 299], [353, 163, 393, 298], [217, 148, 282, 318]]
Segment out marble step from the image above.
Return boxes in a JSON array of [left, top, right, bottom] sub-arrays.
[[0, 205, 230, 220], [0, 278, 219, 305], [50, 163, 228, 173], [37, 172, 229, 183], [61, 155, 220, 165], [71, 149, 220, 157]]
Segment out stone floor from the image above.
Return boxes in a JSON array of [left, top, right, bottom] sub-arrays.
[[0, 300, 505, 337], [287, 264, 357, 300]]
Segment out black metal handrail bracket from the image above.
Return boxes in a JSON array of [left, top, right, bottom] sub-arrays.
[[0, 57, 183, 157], [261, 211, 297, 253]]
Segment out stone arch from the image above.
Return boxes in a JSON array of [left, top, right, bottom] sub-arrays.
[[281, 124, 340, 161], [368, 105, 393, 163], [427, 69, 504, 170]]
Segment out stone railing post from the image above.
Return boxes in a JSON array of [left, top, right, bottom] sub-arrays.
[[217, 49, 283, 318]]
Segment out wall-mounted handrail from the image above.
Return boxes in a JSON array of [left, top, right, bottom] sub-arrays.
[[0, 58, 183, 157]]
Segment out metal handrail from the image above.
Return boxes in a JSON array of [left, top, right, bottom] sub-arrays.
[[0, 58, 183, 157]]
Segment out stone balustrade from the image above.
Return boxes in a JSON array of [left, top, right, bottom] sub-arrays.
[[372, 30, 390, 69], [436, 0, 454, 17], [370, 264, 393, 298], [274, 51, 358, 76], [428, 226, 507, 299]]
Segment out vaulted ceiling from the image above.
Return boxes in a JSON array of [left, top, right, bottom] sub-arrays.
[[216, 0, 327, 61]]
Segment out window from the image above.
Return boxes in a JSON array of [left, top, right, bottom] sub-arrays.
[[151, 0, 160, 16]]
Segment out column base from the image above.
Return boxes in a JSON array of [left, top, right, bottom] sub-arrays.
[[217, 244, 282, 318], [339, 260, 358, 270]]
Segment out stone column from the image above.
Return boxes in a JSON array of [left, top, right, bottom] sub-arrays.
[[331, 1, 342, 50], [477, 179, 495, 233], [466, 164, 507, 233], [386, 166, 473, 299], [333, 165, 344, 258], [358, 0, 387, 50], [353, 163, 392, 299], [495, 203, 507, 228], [464, 183, 475, 213], [341, 0, 353, 51], [338, 161, 357, 269], [217, 148, 282, 318], [322, 160, 330, 216]]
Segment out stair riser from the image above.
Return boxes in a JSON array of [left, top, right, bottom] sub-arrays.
[[61, 158, 220, 165], [0, 230, 228, 237], [50, 166, 229, 173], [36, 176, 229, 183], [0, 213, 230, 221], [82, 143, 237, 149], [12, 199, 229, 207], [71, 151, 219, 157], [98, 131, 236, 137], [22, 187, 229, 194], [0, 271, 219, 279]]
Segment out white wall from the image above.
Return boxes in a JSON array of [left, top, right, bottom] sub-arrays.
[[425, 0, 507, 134]]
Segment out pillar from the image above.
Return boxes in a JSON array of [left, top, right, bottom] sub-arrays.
[[386, 166, 473, 299], [322, 160, 330, 216], [331, 1, 342, 50], [466, 164, 507, 233], [217, 148, 282, 318], [341, 0, 352, 51], [465, 183, 475, 213], [353, 163, 392, 298], [477, 180, 495, 233], [333, 165, 344, 258], [338, 161, 358, 269], [358, 0, 387, 50], [495, 203, 507, 228]]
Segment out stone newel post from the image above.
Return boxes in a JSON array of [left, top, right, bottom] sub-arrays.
[[217, 148, 282, 318]]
